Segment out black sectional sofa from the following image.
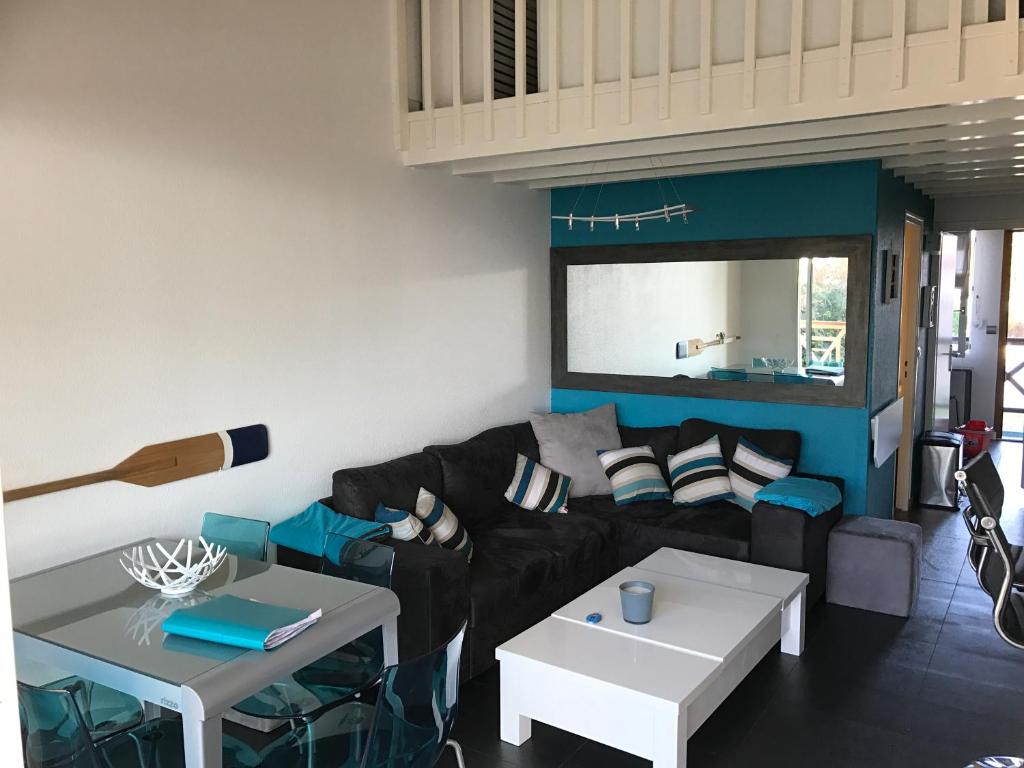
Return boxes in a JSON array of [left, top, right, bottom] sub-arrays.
[[278, 417, 843, 680]]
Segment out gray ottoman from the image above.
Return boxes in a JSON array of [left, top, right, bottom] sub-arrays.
[[826, 516, 923, 617]]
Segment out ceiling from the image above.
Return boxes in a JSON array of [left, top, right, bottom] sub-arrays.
[[449, 97, 1024, 200]]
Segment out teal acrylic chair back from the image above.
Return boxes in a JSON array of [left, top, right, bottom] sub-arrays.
[[18, 681, 103, 768], [359, 619, 467, 768], [201, 512, 270, 561], [321, 533, 395, 589]]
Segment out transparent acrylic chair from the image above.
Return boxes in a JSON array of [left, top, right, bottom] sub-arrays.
[[200, 512, 271, 562], [255, 619, 469, 768], [232, 534, 395, 720], [19, 675, 144, 757]]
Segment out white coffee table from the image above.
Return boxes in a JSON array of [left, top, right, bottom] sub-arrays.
[[495, 548, 808, 768]]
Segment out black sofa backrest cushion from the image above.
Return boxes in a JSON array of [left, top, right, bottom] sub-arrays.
[[332, 452, 444, 521], [619, 425, 679, 478], [508, 421, 541, 462], [425, 426, 517, 530], [678, 418, 801, 473]]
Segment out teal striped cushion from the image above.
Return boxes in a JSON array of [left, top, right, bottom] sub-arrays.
[[667, 436, 734, 506], [374, 503, 434, 545], [504, 454, 572, 514], [597, 446, 671, 506], [415, 488, 473, 560]]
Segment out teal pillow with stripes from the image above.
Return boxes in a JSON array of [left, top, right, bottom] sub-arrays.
[[415, 488, 473, 560], [597, 445, 671, 506], [374, 503, 435, 545], [667, 435, 734, 506], [505, 453, 572, 514]]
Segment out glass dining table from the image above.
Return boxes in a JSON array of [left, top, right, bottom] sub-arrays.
[[10, 539, 400, 768]]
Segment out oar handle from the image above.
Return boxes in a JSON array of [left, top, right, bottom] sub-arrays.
[[2, 456, 176, 503], [3, 469, 122, 503]]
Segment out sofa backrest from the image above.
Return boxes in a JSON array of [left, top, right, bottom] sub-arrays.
[[424, 425, 519, 530], [677, 418, 801, 472], [619, 425, 679, 478], [332, 452, 444, 521]]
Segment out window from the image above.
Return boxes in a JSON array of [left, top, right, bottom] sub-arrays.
[[798, 257, 849, 368]]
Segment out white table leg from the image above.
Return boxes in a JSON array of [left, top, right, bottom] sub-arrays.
[[781, 589, 805, 656], [382, 616, 399, 666], [182, 708, 222, 768], [652, 709, 686, 768], [142, 701, 161, 720], [499, 666, 532, 746]]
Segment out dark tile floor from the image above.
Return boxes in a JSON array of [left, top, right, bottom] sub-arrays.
[[436, 442, 1024, 768]]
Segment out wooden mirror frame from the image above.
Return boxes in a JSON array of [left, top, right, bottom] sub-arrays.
[[551, 234, 872, 408]]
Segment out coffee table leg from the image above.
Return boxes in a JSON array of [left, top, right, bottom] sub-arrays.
[[499, 666, 532, 746], [781, 589, 805, 656], [653, 710, 686, 768]]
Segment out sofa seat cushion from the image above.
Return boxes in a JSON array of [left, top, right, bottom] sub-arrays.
[[571, 495, 751, 561], [466, 506, 616, 627]]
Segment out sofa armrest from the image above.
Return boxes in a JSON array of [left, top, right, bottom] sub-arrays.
[[388, 539, 470, 661], [749, 472, 844, 606]]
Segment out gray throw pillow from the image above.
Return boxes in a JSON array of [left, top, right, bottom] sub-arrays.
[[529, 404, 622, 498]]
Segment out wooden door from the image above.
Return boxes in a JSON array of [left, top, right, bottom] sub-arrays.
[[896, 218, 924, 511]]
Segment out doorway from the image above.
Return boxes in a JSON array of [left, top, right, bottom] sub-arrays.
[[997, 231, 1024, 442], [895, 217, 924, 512]]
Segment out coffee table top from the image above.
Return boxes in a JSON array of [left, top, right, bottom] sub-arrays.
[[495, 610, 722, 706], [635, 548, 808, 607], [553, 567, 781, 664]]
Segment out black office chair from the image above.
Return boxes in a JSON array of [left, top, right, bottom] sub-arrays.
[[973, 510, 1024, 651], [958, 452, 1024, 592]]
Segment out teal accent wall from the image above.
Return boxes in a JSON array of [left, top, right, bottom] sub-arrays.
[[549, 160, 932, 519]]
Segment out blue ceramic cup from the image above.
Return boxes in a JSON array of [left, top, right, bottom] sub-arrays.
[[619, 580, 655, 624]]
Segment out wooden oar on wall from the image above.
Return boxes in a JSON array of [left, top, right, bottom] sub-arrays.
[[2, 425, 269, 503]]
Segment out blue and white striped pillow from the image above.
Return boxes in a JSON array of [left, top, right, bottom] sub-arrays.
[[374, 503, 435, 545], [597, 445, 671, 506], [729, 437, 794, 511], [505, 454, 572, 513], [667, 436, 734, 506], [415, 488, 473, 560]]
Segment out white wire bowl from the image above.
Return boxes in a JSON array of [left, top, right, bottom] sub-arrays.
[[120, 538, 228, 596]]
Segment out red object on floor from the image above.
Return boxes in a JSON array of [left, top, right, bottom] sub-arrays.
[[956, 420, 995, 458]]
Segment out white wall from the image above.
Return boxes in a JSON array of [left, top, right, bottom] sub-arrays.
[[566, 261, 740, 377], [0, 1, 550, 578], [732, 259, 800, 367], [953, 229, 1005, 425]]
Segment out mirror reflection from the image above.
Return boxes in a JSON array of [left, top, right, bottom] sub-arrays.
[[566, 257, 849, 386]]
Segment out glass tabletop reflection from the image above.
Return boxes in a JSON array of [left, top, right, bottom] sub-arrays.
[[10, 540, 377, 687]]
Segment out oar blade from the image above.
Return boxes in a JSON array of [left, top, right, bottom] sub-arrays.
[[116, 424, 269, 488]]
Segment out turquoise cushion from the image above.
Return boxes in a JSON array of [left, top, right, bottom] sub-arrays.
[[270, 503, 390, 556], [753, 477, 842, 517]]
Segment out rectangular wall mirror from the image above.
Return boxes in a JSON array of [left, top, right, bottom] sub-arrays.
[[552, 236, 871, 407]]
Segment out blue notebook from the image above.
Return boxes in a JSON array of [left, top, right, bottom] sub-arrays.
[[162, 595, 322, 651]]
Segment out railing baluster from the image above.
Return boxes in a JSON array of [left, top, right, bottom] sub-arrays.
[[838, 0, 853, 97], [548, 0, 560, 133], [421, 0, 435, 148], [949, 0, 963, 83], [892, 0, 906, 90], [700, 0, 712, 114], [583, 0, 595, 129], [482, 0, 494, 140], [390, 0, 410, 150], [659, 0, 671, 120], [743, 0, 757, 109], [620, 0, 632, 124], [515, 0, 526, 137], [452, 0, 463, 144], [788, 0, 803, 103], [1008, 0, 1020, 76]]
